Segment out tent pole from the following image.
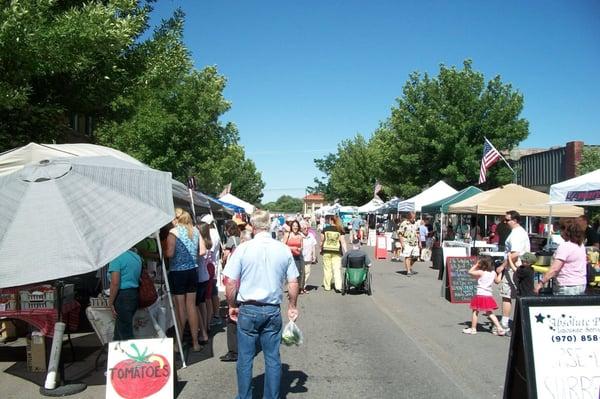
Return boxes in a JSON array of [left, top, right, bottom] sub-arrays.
[[188, 188, 197, 222], [154, 232, 187, 367]]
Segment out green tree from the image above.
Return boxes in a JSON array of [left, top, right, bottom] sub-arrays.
[[577, 147, 600, 175], [371, 60, 529, 197], [94, 12, 265, 201], [0, 0, 151, 147], [308, 153, 338, 201], [315, 134, 379, 205], [262, 195, 303, 213]]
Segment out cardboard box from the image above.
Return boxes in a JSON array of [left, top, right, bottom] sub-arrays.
[[0, 320, 17, 342], [26, 331, 47, 372]]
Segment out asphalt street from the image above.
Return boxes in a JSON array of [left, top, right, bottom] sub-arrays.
[[0, 249, 512, 398]]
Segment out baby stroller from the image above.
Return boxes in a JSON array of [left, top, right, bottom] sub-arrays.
[[341, 254, 372, 296]]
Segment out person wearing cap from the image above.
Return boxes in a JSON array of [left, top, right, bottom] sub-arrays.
[[512, 252, 537, 297]]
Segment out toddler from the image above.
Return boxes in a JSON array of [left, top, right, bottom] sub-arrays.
[[462, 255, 505, 336]]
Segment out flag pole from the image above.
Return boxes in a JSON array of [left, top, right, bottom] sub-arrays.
[[485, 137, 517, 183]]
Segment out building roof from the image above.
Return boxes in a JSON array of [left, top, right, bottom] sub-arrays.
[[304, 193, 325, 201]]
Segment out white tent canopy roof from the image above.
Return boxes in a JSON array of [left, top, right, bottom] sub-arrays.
[[219, 193, 255, 214], [549, 169, 600, 206], [396, 181, 458, 212], [358, 198, 384, 213]]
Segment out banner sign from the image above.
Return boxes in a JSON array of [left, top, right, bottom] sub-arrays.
[[504, 296, 600, 399], [107, 338, 173, 399], [565, 189, 600, 202]]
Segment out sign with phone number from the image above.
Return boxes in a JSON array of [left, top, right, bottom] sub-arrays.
[[529, 305, 600, 399]]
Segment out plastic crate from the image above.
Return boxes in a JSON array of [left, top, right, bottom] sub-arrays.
[[89, 295, 109, 308], [0, 293, 18, 311], [19, 284, 74, 304], [21, 300, 55, 310]]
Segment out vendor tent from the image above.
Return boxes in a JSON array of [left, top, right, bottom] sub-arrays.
[[421, 186, 483, 214], [448, 183, 583, 217], [396, 181, 457, 212], [219, 193, 255, 214], [358, 198, 384, 213], [0, 143, 232, 216], [549, 169, 600, 206]]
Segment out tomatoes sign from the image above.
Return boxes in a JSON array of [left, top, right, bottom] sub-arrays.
[[106, 338, 173, 399]]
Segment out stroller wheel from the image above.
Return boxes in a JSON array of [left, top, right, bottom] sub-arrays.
[[366, 272, 373, 296]]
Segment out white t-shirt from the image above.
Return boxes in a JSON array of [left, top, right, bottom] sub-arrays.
[[505, 225, 530, 266], [476, 270, 496, 296], [209, 227, 222, 265]]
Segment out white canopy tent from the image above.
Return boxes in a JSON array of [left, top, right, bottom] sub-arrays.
[[396, 181, 457, 213], [358, 198, 384, 213], [549, 169, 600, 206], [315, 203, 341, 216], [219, 193, 256, 214]]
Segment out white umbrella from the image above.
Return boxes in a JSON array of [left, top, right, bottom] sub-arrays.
[[0, 156, 175, 288]]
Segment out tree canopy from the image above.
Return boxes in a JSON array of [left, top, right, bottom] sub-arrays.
[[312, 60, 529, 202], [0, 1, 265, 203], [262, 195, 304, 213], [577, 147, 600, 176]]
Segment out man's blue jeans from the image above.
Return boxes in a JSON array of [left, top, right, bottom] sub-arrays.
[[236, 304, 282, 399]]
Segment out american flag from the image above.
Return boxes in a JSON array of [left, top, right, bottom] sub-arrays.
[[479, 138, 502, 184]]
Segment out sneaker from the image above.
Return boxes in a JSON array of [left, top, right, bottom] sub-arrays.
[[406, 271, 413, 276], [462, 327, 477, 335], [219, 352, 237, 362]]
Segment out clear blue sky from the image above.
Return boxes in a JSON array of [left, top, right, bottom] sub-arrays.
[[151, 1, 600, 203]]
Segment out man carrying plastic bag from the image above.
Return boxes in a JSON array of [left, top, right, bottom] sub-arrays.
[[223, 210, 300, 399]]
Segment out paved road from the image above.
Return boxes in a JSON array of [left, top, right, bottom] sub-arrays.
[[0, 251, 511, 398]]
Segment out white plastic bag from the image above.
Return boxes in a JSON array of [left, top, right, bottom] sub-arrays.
[[281, 320, 304, 346]]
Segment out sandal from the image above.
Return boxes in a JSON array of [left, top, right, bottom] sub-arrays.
[[462, 327, 477, 335]]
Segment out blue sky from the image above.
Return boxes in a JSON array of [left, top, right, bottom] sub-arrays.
[[151, 1, 600, 203]]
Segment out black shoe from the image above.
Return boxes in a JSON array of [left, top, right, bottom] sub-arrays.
[[220, 352, 237, 362]]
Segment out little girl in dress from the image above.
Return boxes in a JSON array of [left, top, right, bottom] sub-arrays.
[[462, 255, 505, 336]]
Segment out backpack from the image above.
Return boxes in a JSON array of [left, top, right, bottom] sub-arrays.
[[323, 230, 341, 252]]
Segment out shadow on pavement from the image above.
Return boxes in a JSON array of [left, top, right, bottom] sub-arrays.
[[250, 363, 308, 398]]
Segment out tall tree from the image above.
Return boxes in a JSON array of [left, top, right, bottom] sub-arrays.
[[262, 195, 303, 213], [371, 60, 528, 197], [326, 134, 379, 205], [94, 12, 265, 201], [0, 0, 151, 147]]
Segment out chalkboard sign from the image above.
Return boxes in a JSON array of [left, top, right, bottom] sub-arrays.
[[504, 296, 600, 399], [445, 256, 477, 303]]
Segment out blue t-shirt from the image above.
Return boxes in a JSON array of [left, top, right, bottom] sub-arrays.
[[108, 250, 142, 289]]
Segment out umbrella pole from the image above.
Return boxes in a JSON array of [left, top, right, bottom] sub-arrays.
[[154, 232, 187, 368], [188, 188, 197, 222]]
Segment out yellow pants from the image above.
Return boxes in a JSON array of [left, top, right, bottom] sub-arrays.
[[322, 252, 342, 291]]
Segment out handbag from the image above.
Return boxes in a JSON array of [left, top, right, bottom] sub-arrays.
[[138, 270, 158, 308], [421, 248, 432, 262]]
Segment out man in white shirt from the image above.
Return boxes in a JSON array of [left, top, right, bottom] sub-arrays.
[[494, 210, 530, 335]]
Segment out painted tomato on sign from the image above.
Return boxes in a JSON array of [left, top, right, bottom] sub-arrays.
[[107, 340, 173, 399]]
